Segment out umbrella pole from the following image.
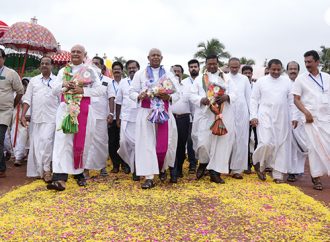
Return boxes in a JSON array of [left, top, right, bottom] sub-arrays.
[[20, 47, 29, 78]]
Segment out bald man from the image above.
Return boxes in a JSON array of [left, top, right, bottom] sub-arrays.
[[129, 48, 179, 189], [47, 44, 105, 191]]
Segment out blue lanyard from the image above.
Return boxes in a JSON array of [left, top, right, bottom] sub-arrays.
[[189, 77, 194, 84], [0, 66, 4, 76], [112, 80, 118, 95], [127, 78, 131, 86], [99, 74, 103, 81], [309, 73, 324, 92], [42, 77, 52, 87]]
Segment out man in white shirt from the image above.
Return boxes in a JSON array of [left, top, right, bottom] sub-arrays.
[[21, 57, 60, 183], [191, 55, 236, 184], [116, 60, 140, 181], [83, 56, 112, 178], [292, 50, 330, 190], [108, 61, 130, 174], [286, 61, 307, 182], [183, 59, 200, 174], [250, 59, 293, 183], [227, 58, 251, 179], [129, 48, 179, 189], [170, 64, 190, 183]]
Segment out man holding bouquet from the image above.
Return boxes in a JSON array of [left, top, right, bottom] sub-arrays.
[[191, 54, 237, 184], [129, 48, 179, 189], [47, 44, 105, 191]]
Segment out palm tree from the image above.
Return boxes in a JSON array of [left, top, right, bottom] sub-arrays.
[[320, 46, 330, 73], [194, 38, 230, 66], [239, 57, 255, 65]]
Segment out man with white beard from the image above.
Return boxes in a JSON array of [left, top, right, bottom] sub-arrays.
[[116, 60, 140, 181], [250, 59, 293, 183], [292, 50, 330, 191], [191, 54, 237, 184], [47, 44, 105, 191], [21, 57, 59, 183], [227, 57, 251, 179], [129, 48, 179, 189], [83, 56, 112, 178], [286, 61, 307, 182]]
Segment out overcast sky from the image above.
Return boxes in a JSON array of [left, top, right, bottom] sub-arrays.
[[2, 0, 330, 73]]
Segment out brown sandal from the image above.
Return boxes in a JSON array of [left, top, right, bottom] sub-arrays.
[[312, 177, 323, 191], [46, 181, 65, 191]]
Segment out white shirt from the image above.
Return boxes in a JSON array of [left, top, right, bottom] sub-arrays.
[[91, 74, 111, 119], [181, 76, 197, 117], [292, 71, 330, 122], [23, 73, 60, 124], [115, 77, 138, 121], [171, 77, 191, 115], [108, 79, 121, 120]]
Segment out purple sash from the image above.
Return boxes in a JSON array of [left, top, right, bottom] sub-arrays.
[[141, 98, 169, 170]]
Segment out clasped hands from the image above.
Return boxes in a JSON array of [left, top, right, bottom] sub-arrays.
[[63, 81, 84, 94]]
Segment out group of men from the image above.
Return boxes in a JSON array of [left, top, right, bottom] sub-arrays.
[[0, 45, 329, 191]]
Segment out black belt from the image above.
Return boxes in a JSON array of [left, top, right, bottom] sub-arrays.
[[173, 113, 190, 119]]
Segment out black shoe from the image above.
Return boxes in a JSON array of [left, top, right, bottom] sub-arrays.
[[159, 171, 167, 182], [169, 167, 177, 183], [111, 167, 120, 173], [210, 170, 225, 184], [141, 179, 155, 189], [256, 171, 266, 181], [243, 168, 252, 174], [122, 164, 131, 174], [188, 167, 196, 174], [132, 172, 140, 181], [77, 178, 87, 187], [287, 174, 297, 182], [47, 181, 65, 191], [196, 163, 207, 179], [177, 172, 183, 178]]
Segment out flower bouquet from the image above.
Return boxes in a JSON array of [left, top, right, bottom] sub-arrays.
[[146, 76, 176, 124], [203, 72, 228, 136], [61, 65, 94, 133]]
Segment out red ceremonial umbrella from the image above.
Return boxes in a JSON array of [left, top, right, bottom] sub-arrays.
[[0, 20, 9, 38], [0, 17, 58, 77], [51, 50, 71, 66]]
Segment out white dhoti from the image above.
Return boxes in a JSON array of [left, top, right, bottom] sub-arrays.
[[52, 103, 91, 175], [84, 115, 108, 171], [118, 120, 136, 172], [135, 108, 178, 176], [304, 120, 330, 177], [288, 123, 307, 174], [26, 122, 55, 177], [11, 122, 29, 161]]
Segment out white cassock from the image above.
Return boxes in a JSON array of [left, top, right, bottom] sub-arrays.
[[289, 80, 307, 174], [23, 74, 60, 177], [116, 77, 138, 172], [10, 103, 29, 161], [292, 71, 330, 177], [129, 67, 179, 176], [227, 73, 251, 172], [250, 75, 292, 176], [190, 72, 237, 174], [84, 74, 111, 170], [52, 64, 104, 175]]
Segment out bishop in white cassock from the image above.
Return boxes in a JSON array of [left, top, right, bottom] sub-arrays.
[[46, 45, 105, 191], [292, 50, 330, 190], [21, 57, 60, 183], [191, 55, 237, 184], [116, 60, 140, 181], [129, 48, 179, 189], [250, 59, 293, 183], [226, 58, 251, 179]]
